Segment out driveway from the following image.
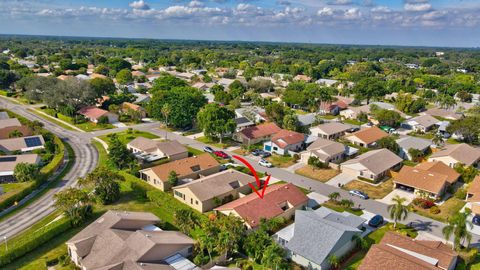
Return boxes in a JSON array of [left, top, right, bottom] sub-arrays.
[[325, 172, 355, 187], [378, 188, 416, 205], [307, 192, 329, 208]]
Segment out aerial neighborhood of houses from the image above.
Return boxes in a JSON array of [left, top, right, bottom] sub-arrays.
[[2, 42, 480, 270]]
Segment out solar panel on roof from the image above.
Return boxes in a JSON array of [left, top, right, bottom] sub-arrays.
[[24, 137, 42, 148], [0, 156, 17, 162]]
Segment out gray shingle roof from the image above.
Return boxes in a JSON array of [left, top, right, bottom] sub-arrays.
[[341, 149, 402, 174], [396, 136, 432, 151]]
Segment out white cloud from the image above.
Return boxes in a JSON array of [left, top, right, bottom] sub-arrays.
[[404, 3, 432, 11], [188, 1, 204, 8], [129, 0, 150, 10]]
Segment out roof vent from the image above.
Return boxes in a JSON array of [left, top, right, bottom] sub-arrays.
[[145, 234, 151, 238]]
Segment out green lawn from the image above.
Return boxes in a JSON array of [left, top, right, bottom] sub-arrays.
[[28, 109, 76, 131], [38, 108, 114, 132], [266, 154, 297, 168], [295, 165, 339, 183], [343, 119, 365, 126], [98, 129, 159, 145], [321, 201, 364, 216], [343, 179, 394, 199], [196, 136, 237, 149], [0, 182, 32, 193]]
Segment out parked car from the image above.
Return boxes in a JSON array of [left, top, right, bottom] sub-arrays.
[[260, 151, 271, 158], [214, 151, 229, 159], [349, 190, 369, 200], [203, 146, 214, 153], [368, 215, 384, 227], [252, 149, 263, 156], [473, 215, 480, 226], [259, 159, 273, 168]]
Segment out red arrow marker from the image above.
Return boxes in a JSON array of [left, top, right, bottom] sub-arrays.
[[233, 155, 270, 199]]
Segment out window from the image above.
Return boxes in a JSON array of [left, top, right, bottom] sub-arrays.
[[191, 198, 193, 204], [195, 200, 199, 205], [190, 165, 201, 172], [174, 191, 184, 199]]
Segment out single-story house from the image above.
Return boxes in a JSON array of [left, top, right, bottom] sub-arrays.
[[428, 143, 480, 168], [293, 74, 312, 82], [77, 106, 119, 124], [0, 154, 40, 182], [127, 137, 188, 162], [340, 105, 370, 120], [421, 108, 463, 121], [234, 117, 255, 131], [319, 101, 341, 115], [396, 136, 432, 160], [139, 153, 220, 191], [0, 118, 22, 129], [121, 102, 147, 118], [466, 176, 480, 215], [393, 162, 460, 199], [0, 125, 32, 140], [133, 93, 151, 104], [359, 232, 457, 270], [172, 169, 255, 213], [274, 208, 365, 270], [235, 106, 266, 123], [233, 122, 281, 146], [66, 211, 196, 270], [0, 135, 45, 153], [341, 149, 402, 181], [310, 122, 351, 140], [264, 129, 305, 155], [297, 113, 316, 127], [215, 183, 308, 229], [315, 78, 338, 87], [345, 126, 389, 148], [401, 115, 440, 133], [301, 138, 346, 164]]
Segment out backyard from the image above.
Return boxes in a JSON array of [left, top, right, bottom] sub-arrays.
[[295, 165, 339, 183], [343, 178, 394, 199]]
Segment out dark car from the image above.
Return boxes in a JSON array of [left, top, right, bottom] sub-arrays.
[[473, 215, 480, 226], [251, 149, 262, 156], [214, 151, 229, 159], [368, 215, 384, 227], [260, 151, 271, 158], [349, 190, 369, 200], [203, 146, 214, 153]]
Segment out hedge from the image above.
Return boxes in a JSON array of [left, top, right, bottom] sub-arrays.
[[40, 135, 65, 178], [0, 216, 72, 266], [0, 181, 37, 212]]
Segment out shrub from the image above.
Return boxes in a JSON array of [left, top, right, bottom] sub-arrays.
[[412, 198, 435, 209], [459, 248, 478, 266], [455, 188, 467, 200], [429, 206, 441, 214], [97, 115, 109, 125]]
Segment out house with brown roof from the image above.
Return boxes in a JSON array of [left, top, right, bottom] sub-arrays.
[[393, 162, 460, 199], [263, 129, 305, 155], [428, 143, 480, 168], [121, 102, 147, 118], [215, 183, 309, 229], [359, 232, 457, 270], [172, 169, 256, 213], [0, 154, 40, 182], [466, 176, 480, 215], [127, 137, 188, 162], [345, 126, 389, 148], [402, 115, 440, 133], [301, 138, 347, 164], [66, 211, 196, 270], [0, 125, 32, 140], [233, 122, 281, 146], [340, 105, 371, 120], [139, 153, 220, 191], [0, 118, 22, 129], [78, 106, 119, 124], [341, 149, 402, 182], [0, 135, 45, 153], [309, 122, 352, 140], [293, 74, 312, 82]]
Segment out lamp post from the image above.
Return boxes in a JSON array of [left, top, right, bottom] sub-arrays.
[[3, 236, 7, 252]]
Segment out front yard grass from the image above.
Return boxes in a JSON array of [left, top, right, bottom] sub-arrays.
[[295, 165, 339, 183], [266, 154, 297, 168], [343, 179, 394, 199], [321, 201, 364, 216], [98, 129, 159, 145], [196, 136, 238, 149], [38, 108, 114, 132], [410, 197, 466, 223]]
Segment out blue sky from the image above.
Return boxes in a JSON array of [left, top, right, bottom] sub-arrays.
[[0, 0, 479, 47]]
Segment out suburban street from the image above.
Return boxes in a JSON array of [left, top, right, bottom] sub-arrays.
[[0, 98, 98, 239], [1, 96, 479, 246]]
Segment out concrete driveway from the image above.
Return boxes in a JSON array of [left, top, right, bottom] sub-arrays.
[[378, 188, 416, 205], [326, 172, 355, 187]]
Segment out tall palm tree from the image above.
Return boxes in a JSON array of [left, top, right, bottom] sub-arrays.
[[328, 192, 340, 202], [161, 103, 171, 126], [432, 133, 444, 148], [387, 195, 409, 228], [442, 211, 473, 250]]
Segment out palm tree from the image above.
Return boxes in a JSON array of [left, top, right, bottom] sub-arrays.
[[387, 195, 409, 228], [442, 211, 473, 250], [328, 192, 340, 202], [327, 254, 340, 270], [161, 103, 171, 126], [173, 209, 198, 234], [352, 234, 369, 250], [432, 133, 444, 148]]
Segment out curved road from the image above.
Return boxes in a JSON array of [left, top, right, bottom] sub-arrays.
[[0, 98, 98, 239]]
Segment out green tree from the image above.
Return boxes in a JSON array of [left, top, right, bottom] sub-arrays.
[[282, 113, 300, 131], [13, 163, 40, 182], [89, 77, 116, 97], [328, 192, 340, 202], [108, 134, 135, 169], [455, 164, 479, 183], [167, 170, 178, 187], [116, 69, 133, 85], [161, 103, 172, 126], [54, 187, 93, 226], [373, 109, 401, 127], [353, 77, 386, 104], [78, 167, 124, 204], [197, 103, 236, 143], [105, 58, 131, 74], [327, 254, 340, 270], [388, 195, 409, 228], [261, 243, 286, 269], [8, 129, 23, 138], [151, 74, 187, 92], [173, 209, 199, 234], [376, 137, 400, 153], [408, 148, 424, 162], [447, 116, 480, 144], [442, 211, 473, 250], [265, 102, 287, 127]]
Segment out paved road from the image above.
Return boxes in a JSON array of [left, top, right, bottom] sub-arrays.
[[0, 98, 98, 239], [91, 124, 480, 246]]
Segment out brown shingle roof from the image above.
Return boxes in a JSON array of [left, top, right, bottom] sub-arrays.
[[429, 143, 480, 166], [128, 137, 187, 157], [467, 176, 480, 202], [239, 122, 281, 140], [394, 166, 448, 195], [415, 162, 460, 184], [312, 122, 351, 136], [271, 129, 304, 148], [0, 126, 32, 139], [0, 154, 39, 174], [0, 118, 22, 128], [142, 153, 219, 182], [359, 232, 456, 270], [78, 106, 110, 120], [215, 183, 309, 228], [349, 126, 388, 145], [341, 149, 402, 175]]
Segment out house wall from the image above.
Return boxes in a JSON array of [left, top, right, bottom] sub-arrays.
[[341, 165, 387, 181], [233, 132, 275, 146], [168, 151, 189, 162], [428, 156, 459, 168], [340, 109, 356, 119], [106, 113, 119, 123], [346, 136, 371, 148], [67, 245, 81, 267]]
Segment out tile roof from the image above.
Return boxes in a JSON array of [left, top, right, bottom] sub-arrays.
[[122, 102, 144, 112], [271, 129, 305, 148], [312, 122, 351, 136], [349, 126, 389, 145], [173, 169, 256, 201], [215, 183, 308, 228], [141, 153, 219, 182], [394, 166, 449, 195], [429, 143, 480, 166], [78, 106, 110, 120], [239, 122, 281, 140], [359, 232, 456, 270], [341, 149, 402, 175]]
